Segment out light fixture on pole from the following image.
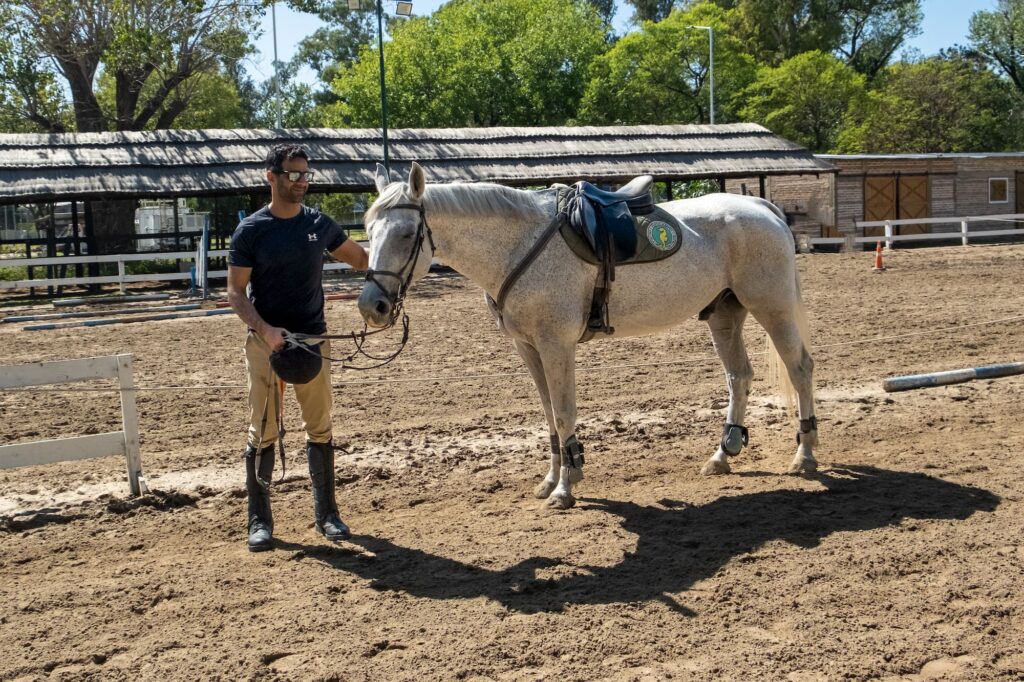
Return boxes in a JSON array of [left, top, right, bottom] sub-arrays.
[[349, 0, 413, 172], [687, 25, 715, 125]]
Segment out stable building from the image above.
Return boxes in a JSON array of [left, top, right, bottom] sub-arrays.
[[783, 152, 1024, 241], [0, 123, 833, 258]]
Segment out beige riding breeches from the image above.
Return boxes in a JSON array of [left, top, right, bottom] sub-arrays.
[[244, 332, 333, 448]]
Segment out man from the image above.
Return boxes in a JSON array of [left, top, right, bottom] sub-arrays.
[[227, 144, 369, 552]]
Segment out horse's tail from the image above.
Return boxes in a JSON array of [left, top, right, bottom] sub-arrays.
[[765, 269, 811, 416]]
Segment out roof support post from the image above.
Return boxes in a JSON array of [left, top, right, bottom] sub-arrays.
[[718, 176, 726, 192], [759, 175, 766, 198], [47, 202, 57, 297], [83, 200, 99, 288]]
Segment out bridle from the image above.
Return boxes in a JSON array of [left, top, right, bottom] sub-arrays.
[[363, 202, 436, 322], [285, 200, 435, 371]]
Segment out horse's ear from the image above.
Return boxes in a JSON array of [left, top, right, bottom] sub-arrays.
[[374, 163, 391, 193], [408, 162, 426, 199]]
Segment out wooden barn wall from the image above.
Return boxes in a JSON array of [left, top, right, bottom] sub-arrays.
[[768, 174, 834, 237], [835, 176, 863, 236], [953, 158, 1024, 231], [721, 175, 835, 238], [930, 175, 958, 234]]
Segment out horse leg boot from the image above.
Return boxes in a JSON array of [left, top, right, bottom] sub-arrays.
[[244, 444, 276, 552], [307, 441, 351, 541]]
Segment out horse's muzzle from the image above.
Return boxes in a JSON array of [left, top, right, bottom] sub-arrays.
[[357, 281, 394, 328]]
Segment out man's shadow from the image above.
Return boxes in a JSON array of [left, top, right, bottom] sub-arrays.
[[296, 466, 998, 614]]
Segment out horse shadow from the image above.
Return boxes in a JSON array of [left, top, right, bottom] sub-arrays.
[[297, 466, 999, 614]]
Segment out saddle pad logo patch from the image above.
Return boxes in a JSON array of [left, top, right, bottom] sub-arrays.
[[646, 221, 677, 251]]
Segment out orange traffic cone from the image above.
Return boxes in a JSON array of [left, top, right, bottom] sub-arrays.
[[872, 241, 886, 272]]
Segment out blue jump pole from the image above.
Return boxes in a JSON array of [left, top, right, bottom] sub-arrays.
[[23, 307, 233, 331], [884, 362, 1024, 392]]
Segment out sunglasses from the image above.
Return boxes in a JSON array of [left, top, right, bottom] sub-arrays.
[[276, 170, 315, 182]]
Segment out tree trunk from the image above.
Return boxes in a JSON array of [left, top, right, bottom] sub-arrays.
[[89, 199, 139, 254]]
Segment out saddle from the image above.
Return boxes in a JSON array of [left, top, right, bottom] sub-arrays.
[[560, 176, 684, 342]]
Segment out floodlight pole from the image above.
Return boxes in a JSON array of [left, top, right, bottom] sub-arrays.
[[375, 0, 391, 172], [688, 25, 715, 124], [271, 2, 282, 129]]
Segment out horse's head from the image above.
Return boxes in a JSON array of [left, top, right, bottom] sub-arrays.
[[358, 162, 434, 328]]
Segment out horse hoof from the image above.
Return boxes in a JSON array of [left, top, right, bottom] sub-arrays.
[[545, 492, 576, 510], [700, 459, 730, 476], [787, 458, 817, 475], [534, 479, 556, 499]]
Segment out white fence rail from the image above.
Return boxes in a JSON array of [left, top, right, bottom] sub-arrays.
[[0, 354, 146, 496], [813, 213, 1024, 249], [0, 244, 367, 292]]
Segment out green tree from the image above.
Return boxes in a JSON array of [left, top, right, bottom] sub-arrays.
[[728, 0, 842, 64], [623, 0, 675, 24], [836, 56, 1018, 153], [711, 0, 920, 76], [8, 0, 259, 133], [969, 0, 1024, 95], [836, 0, 921, 79], [740, 50, 866, 152], [579, 4, 755, 125], [0, 6, 71, 131], [328, 0, 607, 127], [96, 68, 250, 130], [4, 0, 261, 252]]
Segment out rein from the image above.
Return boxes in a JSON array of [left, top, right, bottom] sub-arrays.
[[490, 189, 569, 316], [288, 201, 433, 371]]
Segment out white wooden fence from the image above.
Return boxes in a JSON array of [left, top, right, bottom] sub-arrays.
[[812, 213, 1024, 249], [0, 354, 147, 496], [0, 246, 367, 292]]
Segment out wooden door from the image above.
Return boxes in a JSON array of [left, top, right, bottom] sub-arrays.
[[897, 175, 929, 235], [863, 176, 896, 237]]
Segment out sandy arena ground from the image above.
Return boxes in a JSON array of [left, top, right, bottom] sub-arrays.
[[1, 244, 1023, 681]]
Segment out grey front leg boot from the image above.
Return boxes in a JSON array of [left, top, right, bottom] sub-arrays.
[[244, 444, 276, 552], [307, 440, 351, 541]]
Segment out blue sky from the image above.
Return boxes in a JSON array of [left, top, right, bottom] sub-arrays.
[[250, 0, 996, 86]]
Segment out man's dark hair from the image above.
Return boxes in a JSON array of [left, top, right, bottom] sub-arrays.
[[265, 144, 309, 172]]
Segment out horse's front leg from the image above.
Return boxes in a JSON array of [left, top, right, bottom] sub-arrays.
[[701, 298, 752, 475], [534, 338, 582, 510], [512, 340, 562, 499]]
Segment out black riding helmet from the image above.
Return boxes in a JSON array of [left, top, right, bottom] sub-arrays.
[[270, 340, 323, 384]]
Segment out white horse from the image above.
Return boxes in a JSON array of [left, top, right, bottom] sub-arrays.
[[358, 162, 817, 509]]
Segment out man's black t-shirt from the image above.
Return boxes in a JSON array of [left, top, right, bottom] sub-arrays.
[[228, 206, 347, 335]]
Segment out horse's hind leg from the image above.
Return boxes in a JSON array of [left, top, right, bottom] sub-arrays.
[[753, 311, 817, 474], [513, 340, 565, 499], [701, 294, 753, 476]]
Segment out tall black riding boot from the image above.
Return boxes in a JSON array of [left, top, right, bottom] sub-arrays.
[[307, 441, 351, 541], [244, 444, 276, 552]]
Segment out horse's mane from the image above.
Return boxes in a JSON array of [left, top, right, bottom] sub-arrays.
[[365, 181, 549, 226]]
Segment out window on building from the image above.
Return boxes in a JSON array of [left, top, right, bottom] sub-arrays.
[[989, 177, 1009, 203]]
